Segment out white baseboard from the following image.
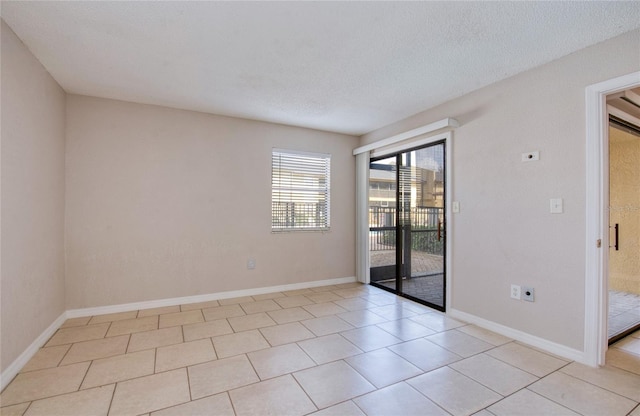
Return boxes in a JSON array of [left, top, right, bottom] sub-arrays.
[[2, 276, 357, 390], [1, 312, 68, 391], [449, 308, 586, 364], [66, 276, 357, 318]]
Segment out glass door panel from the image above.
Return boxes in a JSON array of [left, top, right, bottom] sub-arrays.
[[400, 144, 445, 308], [368, 156, 397, 290]]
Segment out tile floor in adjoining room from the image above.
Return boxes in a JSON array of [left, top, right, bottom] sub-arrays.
[[2, 283, 640, 416], [609, 290, 640, 339]]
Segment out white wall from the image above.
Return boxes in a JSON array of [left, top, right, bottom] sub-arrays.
[[0, 21, 66, 373], [360, 29, 640, 351], [65, 95, 358, 309]]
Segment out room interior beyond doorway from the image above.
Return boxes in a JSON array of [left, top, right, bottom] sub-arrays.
[[607, 89, 640, 344]]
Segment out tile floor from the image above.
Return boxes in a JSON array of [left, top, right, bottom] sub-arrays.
[[2, 283, 640, 416], [609, 290, 640, 339]]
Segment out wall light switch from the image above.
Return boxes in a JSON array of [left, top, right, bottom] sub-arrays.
[[550, 198, 563, 214], [452, 201, 460, 213]]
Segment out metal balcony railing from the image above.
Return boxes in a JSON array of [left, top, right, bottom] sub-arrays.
[[369, 206, 443, 255]]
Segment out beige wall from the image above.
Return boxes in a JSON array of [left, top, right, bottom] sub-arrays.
[[65, 95, 358, 309], [1, 21, 66, 372], [361, 29, 640, 350], [609, 126, 640, 295], [1, 9, 638, 372]]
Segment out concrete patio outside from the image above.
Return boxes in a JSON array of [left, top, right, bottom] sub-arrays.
[[370, 249, 445, 307]]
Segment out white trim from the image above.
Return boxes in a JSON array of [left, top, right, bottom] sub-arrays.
[[449, 308, 585, 363], [353, 118, 459, 156], [371, 131, 446, 159], [355, 152, 371, 284], [66, 276, 356, 318], [272, 147, 331, 159], [444, 133, 453, 311], [1, 312, 67, 391], [585, 71, 640, 367]]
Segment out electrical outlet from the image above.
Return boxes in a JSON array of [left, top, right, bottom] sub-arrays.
[[522, 286, 535, 302], [511, 284, 521, 300], [247, 258, 256, 270]]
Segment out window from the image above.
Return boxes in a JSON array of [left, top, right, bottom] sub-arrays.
[[272, 148, 330, 231]]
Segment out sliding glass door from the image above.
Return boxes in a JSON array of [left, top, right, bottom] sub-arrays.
[[369, 141, 446, 311]]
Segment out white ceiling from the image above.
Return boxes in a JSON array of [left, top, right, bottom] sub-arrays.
[[2, 1, 640, 136]]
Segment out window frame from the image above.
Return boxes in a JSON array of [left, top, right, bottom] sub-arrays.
[[271, 148, 331, 232]]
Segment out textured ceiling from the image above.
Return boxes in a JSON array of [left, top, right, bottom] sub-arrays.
[[2, 1, 640, 136]]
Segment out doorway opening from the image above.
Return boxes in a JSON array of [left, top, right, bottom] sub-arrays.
[[585, 71, 639, 366], [606, 90, 640, 345], [368, 141, 446, 311]]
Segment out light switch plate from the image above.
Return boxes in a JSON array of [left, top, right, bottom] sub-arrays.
[[452, 201, 460, 213], [550, 198, 563, 214]]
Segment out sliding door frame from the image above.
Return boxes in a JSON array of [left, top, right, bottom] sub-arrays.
[[356, 130, 453, 312], [369, 140, 447, 310]]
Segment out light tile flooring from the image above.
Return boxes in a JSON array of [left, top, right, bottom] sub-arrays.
[[609, 290, 640, 339], [2, 283, 640, 416]]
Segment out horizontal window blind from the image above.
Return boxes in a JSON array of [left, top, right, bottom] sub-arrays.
[[272, 148, 330, 231]]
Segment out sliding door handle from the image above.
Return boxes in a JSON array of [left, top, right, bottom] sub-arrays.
[[610, 223, 619, 251]]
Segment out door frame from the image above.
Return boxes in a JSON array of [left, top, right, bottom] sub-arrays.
[[358, 131, 453, 312], [585, 71, 640, 367], [369, 140, 448, 310]]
